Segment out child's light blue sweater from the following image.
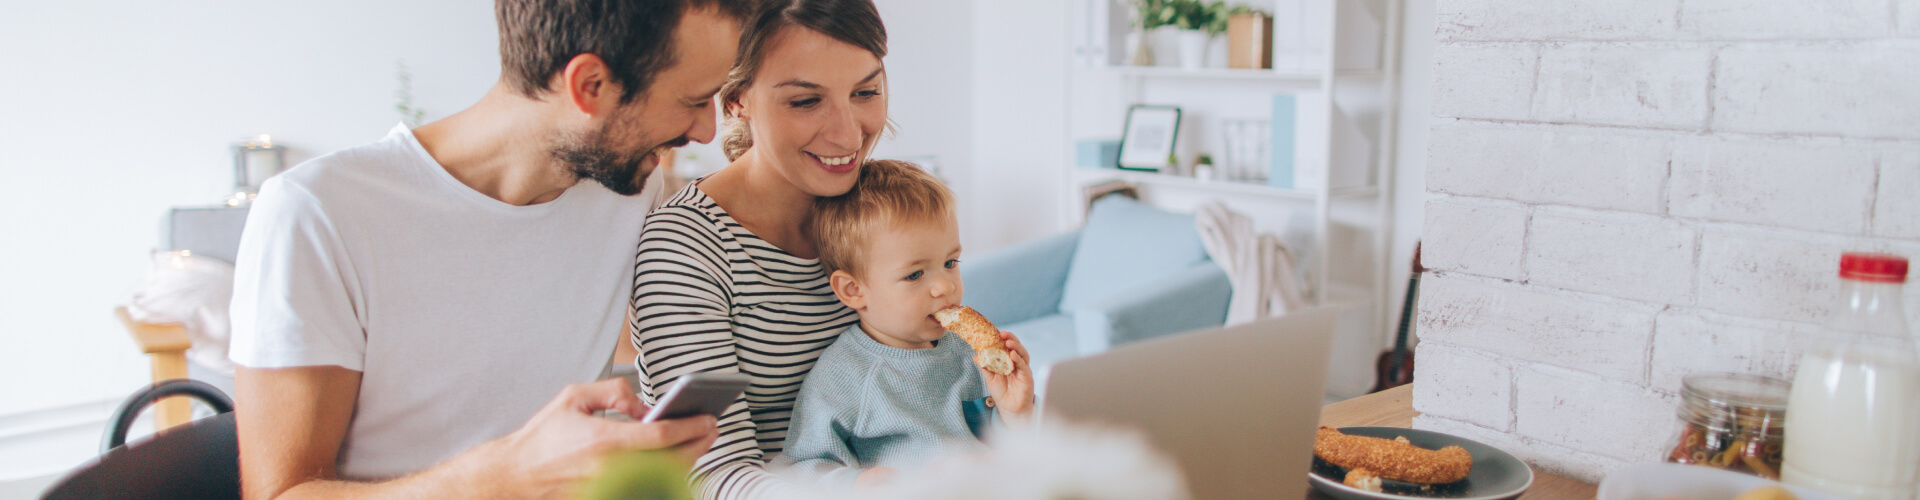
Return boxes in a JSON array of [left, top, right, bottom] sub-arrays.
[[773, 324, 996, 486]]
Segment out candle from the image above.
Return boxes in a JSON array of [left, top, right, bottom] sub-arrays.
[[244, 148, 282, 190]]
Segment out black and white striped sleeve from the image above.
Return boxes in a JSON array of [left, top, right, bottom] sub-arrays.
[[629, 205, 794, 500]]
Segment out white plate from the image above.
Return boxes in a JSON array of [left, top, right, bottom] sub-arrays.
[[1597, 463, 1843, 500]]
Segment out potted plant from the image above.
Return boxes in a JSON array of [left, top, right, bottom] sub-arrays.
[[1120, 0, 1175, 66], [1170, 0, 1228, 70]]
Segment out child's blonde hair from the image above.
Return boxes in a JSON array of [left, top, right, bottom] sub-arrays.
[[808, 159, 956, 276]]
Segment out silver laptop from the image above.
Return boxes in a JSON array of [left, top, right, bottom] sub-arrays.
[[1043, 306, 1338, 500]]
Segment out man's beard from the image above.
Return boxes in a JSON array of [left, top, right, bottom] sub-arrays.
[[551, 116, 688, 196]]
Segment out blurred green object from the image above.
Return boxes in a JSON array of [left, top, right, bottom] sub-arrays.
[[574, 451, 694, 500]]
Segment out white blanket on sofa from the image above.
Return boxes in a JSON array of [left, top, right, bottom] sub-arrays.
[[1195, 202, 1306, 325]]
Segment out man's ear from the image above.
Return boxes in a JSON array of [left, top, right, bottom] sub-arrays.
[[726, 97, 748, 121], [829, 269, 865, 311], [558, 53, 619, 117]]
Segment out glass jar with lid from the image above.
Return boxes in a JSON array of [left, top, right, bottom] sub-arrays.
[[1665, 373, 1791, 479]]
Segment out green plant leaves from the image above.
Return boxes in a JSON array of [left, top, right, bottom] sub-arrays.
[[1127, 0, 1249, 36]]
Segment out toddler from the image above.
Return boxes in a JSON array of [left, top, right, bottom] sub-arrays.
[[774, 160, 1035, 487]]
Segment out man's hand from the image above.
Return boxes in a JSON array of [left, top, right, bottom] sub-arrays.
[[475, 377, 720, 498], [238, 369, 717, 500], [977, 330, 1034, 425]]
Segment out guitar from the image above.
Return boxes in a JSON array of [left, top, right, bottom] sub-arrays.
[[1370, 243, 1423, 394]]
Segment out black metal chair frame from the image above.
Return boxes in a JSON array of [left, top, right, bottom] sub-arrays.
[[41, 378, 240, 500]]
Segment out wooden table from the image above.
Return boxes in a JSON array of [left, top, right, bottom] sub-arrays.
[[115, 306, 193, 430], [1313, 385, 1597, 500]]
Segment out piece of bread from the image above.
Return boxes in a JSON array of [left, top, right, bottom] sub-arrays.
[[1735, 486, 1798, 500], [1342, 468, 1383, 492], [1313, 426, 1473, 484], [933, 306, 1013, 375]]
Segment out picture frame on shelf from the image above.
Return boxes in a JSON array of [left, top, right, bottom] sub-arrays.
[[1117, 104, 1181, 171]]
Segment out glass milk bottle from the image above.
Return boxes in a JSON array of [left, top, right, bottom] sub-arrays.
[[1782, 253, 1920, 500]]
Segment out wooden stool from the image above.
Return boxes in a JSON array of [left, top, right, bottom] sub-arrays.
[[114, 306, 193, 430]]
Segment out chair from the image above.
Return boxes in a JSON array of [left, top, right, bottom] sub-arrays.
[[41, 379, 240, 500], [961, 196, 1231, 367]]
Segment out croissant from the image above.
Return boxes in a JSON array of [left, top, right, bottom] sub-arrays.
[[932, 306, 1013, 375]]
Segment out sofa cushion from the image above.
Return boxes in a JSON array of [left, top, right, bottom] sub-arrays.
[[1058, 197, 1210, 311], [1001, 313, 1080, 368]]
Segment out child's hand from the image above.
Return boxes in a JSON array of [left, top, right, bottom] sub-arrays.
[[855, 466, 898, 488], [978, 330, 1034, 425]]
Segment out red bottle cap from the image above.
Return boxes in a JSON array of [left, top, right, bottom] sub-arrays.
[[1840, 253, 1909, 283]]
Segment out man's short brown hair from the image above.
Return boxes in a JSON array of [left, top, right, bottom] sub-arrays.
[[809, 160, 956, 277], [496, 0, 752, 104]]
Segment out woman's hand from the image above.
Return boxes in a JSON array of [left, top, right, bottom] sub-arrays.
[[978, 330, 1035, 425], [855, 466, 899, 488]]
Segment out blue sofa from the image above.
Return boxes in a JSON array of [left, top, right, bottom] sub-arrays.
[[959, 197, 1232, 367]]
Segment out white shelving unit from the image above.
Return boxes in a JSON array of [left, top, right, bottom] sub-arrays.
[[1061, 0, 1403, 396]]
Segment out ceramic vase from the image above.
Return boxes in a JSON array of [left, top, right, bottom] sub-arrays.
[[1207, 34, 1229, 68], [1126, 29, 1152, 66], [1148, 27, 1182, 67], [1177, 30, 1209, 70]]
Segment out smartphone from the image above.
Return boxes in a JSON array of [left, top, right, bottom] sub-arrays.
[[641, 373, 751, 423]]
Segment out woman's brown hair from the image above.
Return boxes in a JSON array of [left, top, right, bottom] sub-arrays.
[[717, 0, 888, 161]]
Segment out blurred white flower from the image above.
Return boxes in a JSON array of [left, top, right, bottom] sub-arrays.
[[782, 421, 1191, 500]]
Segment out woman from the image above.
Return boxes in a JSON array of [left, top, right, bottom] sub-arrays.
[[630, 0, 887, 497]]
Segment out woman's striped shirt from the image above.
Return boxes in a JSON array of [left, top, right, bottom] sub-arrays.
[[629, 183, 859, 500]]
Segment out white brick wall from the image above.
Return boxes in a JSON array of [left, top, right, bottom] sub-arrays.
[[1430, 44, 1534, 120], [1526, 207, 1696, 303], [1418, 274, 1657, 383], [1427, 124, 1670, 213], [1879, 149, 1920, 239], [1903, 0, 1920, 35], [1426, 124, 1540, 198], [1533, 46, 1711, 129], [1514, 365, 1676, 462], [1423, 197, 1528, 281], [1420, 2, 1920, 482], [1678, 0, 1890, 39], [1696, 227, 1857, 324], [1532, 131, 1669, 214], [1412, 344, 1515, 431], [1713, 46, 1920, 140], [1413, 415, 1632, 483], [1668, 139, 1877, 234], [1648, 309, 1837, 394], [1436, 0, 1677, 41]]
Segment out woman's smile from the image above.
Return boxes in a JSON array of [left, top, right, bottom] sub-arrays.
[[807, 151, 860, 174]]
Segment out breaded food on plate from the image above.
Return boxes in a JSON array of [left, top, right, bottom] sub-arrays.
[[1314, 426, 1473, 485]]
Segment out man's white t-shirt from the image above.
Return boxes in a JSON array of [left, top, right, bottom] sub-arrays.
[[229, 124, 662, 480]]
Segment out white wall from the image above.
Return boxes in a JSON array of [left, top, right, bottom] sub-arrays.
[[0, 0, 978, 483], [966, 0, 1071, 251], [1383, 0, 1432, 340], [0, 1, 499, 412], [1412, 0, 1920, 482], [871, 0, 977, 246], [0, 0, 499, 481]]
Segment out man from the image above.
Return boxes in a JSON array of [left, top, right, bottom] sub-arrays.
[[227, 0, 748, 498]]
